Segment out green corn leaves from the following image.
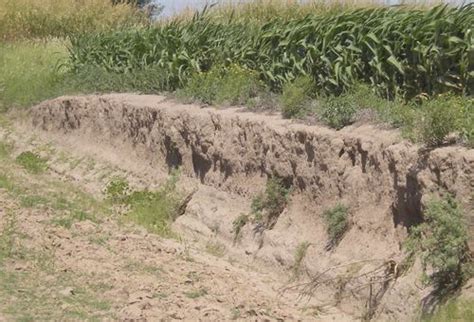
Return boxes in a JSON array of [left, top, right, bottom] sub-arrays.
[[68, 4, 474, 99]]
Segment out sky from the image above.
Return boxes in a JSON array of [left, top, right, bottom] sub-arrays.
[[156, 0, 472, 17]]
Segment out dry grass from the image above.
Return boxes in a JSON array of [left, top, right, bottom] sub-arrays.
[[0, 0, 146, 40], [165, 0, 446, 23]]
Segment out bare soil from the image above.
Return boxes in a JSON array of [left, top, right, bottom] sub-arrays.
[[0, 127, 330, 321], [0, 94, 472, 321]]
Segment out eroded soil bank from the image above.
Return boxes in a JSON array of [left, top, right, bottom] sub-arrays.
[[28, 94, 473, 320]]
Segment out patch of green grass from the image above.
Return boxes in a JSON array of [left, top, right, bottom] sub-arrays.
[[105, 177, 130, 203], [251, 177, 290, 228], [406, 195, 472, 289], [292, 241, 310, 279], [184, 288, 208, 299], [323, 203, 349, 250], [0, 41, 68, 110], [15, 151, 47, 174], [280, 76, 313, 119], [106, 173, 183, 237], [205, 241, 226, 258], [19, 195, 49, 208]]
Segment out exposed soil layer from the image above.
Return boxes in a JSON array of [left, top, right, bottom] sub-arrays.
[[29, 94, 473, 320]]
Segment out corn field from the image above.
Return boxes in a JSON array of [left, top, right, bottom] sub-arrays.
[[69, 4, 474, 99]]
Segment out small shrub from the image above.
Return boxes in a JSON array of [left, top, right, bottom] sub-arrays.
[[280, 76, 314, 119], [423, 299, 474, 322], [323, 204, 349, 249], [15, 151, 47, 174], [251, 177, 290, 228], [417, 96, 463, 147], [292, 241, 310, 278], [405, 195, 472, 288], [215, 65, 263, 105], [320, 95, 357, 129], [232, 214, 248, 242]]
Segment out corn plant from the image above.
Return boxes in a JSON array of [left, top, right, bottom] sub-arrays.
[[68, 4, 474, 99]]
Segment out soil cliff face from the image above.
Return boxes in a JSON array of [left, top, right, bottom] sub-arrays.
[[31, 94, 473, 320]]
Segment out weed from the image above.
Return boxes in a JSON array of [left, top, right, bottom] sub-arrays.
[[416, 95, 465, 146], [20, 195, 49, 208], [405, 195, 472, 289], [320, 95, 357, 129], [232, 214, 248, 242], [123, 260, 163, 278], [205, 241, 226, 258], [88, 235, 109, 247], [230, 307, 241, 320], [105, 177, 130, 203], [251, 177, 289, 228], [292, 241, 310, 279], [0, 211, 17, 262], [323, 204, 350, 250], [280, 76, 314, 119], [184, 288, 208, 299], [15, 151, 47, 174], [107, 173, 183, 237], [0, 141, 12, 159], [178, 64, 262, 106]]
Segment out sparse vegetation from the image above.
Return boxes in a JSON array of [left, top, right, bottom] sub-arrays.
[[292, 241, 310, 278], [106, 173, 183, 237], [251, 177, 289, 228], [184, 288, 208, 299], [15, 151, 48, 174], [323, 204, 350, 249], [205, 241, 226, 258], [178, 64, 263, 105], [406, 195, 472, 289], [232, 214, 248, 243]]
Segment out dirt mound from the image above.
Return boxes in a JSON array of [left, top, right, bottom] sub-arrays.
[[30, 94, 473, 320]]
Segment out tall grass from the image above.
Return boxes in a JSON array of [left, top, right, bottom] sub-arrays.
[[0, 41, 68, 110], [0, 0, 146, 40], [70, 4, 474, 99]]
